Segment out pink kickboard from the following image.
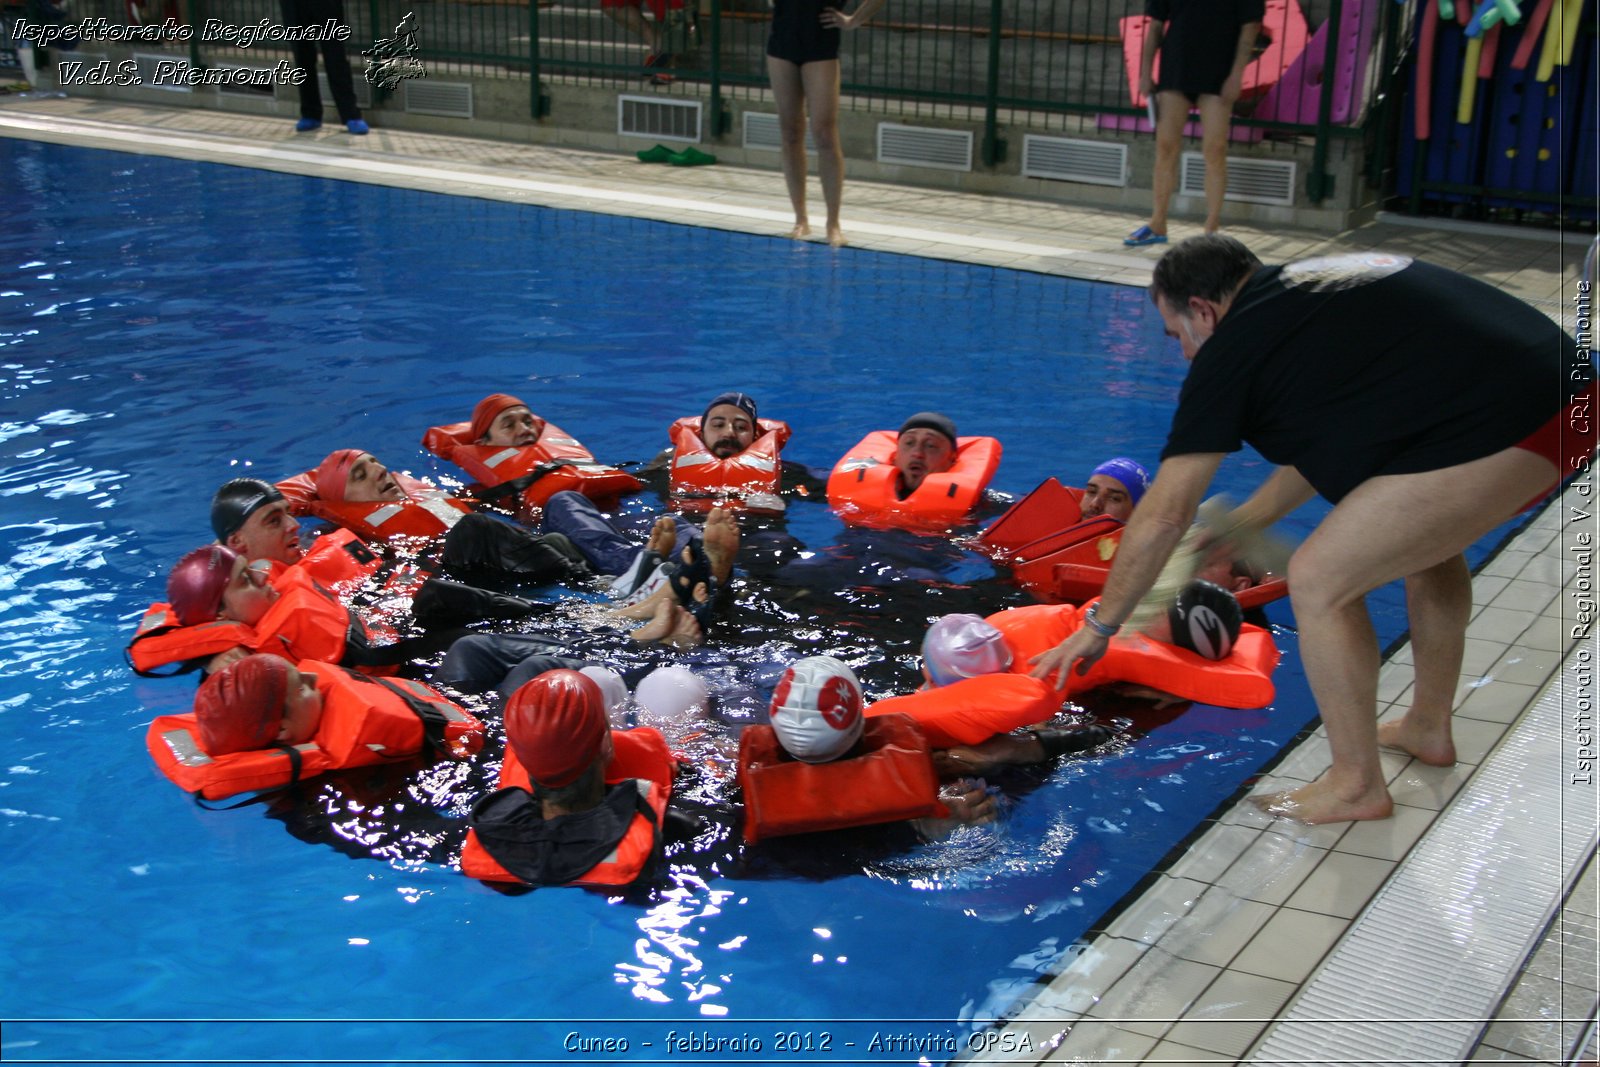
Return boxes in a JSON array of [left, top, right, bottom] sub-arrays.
[[1253, 0, 1380, 125]]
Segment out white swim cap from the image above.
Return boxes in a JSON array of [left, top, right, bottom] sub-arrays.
[[633, 665, 710, 722], [768, 655, 864, 764], [921, 613, 1013, 688], [578, 666, 630, 716]]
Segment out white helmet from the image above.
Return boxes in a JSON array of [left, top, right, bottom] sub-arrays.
[[921, 613, 1013, 687], [768, 655, 864, 763]]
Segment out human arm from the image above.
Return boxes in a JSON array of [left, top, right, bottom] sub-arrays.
[[1219, 18, 1262, 105], [1228, 465, 1315, 530], [820, 0, 887, 32], [1029, 452, 1223, 687], [1139, 17, 1165, 99]]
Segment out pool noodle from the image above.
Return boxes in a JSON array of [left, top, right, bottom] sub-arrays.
[[1510, 0, 1554, 69], [1533, 0, 1570, 78], [1417, 0, 1439, 139], [1458, 33, 1483, 122], [1478, 22, 1501, 75], [1556, 0, 1582, 66]]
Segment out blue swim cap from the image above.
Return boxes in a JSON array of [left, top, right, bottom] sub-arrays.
[[1090, 457, 1150, 505]]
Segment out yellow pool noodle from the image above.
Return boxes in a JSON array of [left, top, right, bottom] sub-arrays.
[[1459, 34, 1484, 121]]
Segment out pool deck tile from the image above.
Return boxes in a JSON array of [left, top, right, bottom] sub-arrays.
[[1, 94, 1594, 1067]]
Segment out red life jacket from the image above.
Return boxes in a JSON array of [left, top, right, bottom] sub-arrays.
[[145, 660, 484, 800], [988, 601, 1281, 709], [277, 469, 473, 543], [667, 416, 791, 514], [827, 431, 1002, 532], [460, 727, 674, 888], [421, 419, 641, 518], [738, 713, 943, 843], [863, 673, 1063, 748], [127, 567, 366, 677]]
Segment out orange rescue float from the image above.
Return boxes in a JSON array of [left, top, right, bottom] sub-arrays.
[[827, 431, 1002, 532], [422, 419, 640, 517], [667, 416, 792, 514], [277, 468, 473, 544]]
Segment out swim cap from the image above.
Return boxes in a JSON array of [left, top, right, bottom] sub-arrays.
[[471, 393, 527, 442], [210, 478, 287, 541], [768, 656, 864, 764], [701, 391, 759, 435], [578, 665, 630, 716], [167, 545, 240, 626], [1167, 580, 1243, 661], [313, 449, 363, 502], [898, 412, 958, 449], [194, 653, 291, 756], [504, 670, 608, 788], [1090, 457, 1150, 506], [921, 613, 1013, 688], [633, 665, 710, 722]]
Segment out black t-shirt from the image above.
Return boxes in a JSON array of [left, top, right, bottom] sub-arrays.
[[1162, 254, 1582, 502], [1145, 0, 1266, 98]]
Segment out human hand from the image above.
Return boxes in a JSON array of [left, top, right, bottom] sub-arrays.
[[206, 645, 250, 674], [819, 6, 858, 30], [1028, 628, 1109, 689], [939, 778, 998, 825], [1219, 71, 1243, 106], [1139, 74, 1157, 100]]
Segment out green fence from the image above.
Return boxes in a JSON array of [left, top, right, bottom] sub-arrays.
[[68, 0, 1398, 195]]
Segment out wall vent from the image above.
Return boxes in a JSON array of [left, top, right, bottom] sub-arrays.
[[618, 94, 701, 143], [404, 80, 472, 118], [318, 72, 374, 110], [742, 112, 813, 153], [1180, 152, 1297, 206], [133, 52, 191, 92], [1021, 135, 1127, 187], [876, 123, 972, 172]]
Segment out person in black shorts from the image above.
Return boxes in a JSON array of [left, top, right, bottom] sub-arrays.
[[1034, 236, 1595, 825], [1124, 0, 1262, 246], [766, 0, 887, 247]]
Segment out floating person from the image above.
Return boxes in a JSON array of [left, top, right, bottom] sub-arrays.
[[827, 412, 1003, 532]]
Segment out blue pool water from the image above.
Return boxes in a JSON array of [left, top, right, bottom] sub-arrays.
[[0, 136, 1525, 1061]]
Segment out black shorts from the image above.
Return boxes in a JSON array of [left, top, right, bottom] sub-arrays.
[[767, 0, 840, 65]]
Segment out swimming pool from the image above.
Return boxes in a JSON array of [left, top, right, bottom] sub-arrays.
[[0, 135, 1525, 1061]]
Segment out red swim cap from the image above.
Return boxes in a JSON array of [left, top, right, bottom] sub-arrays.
[[313, 449, 363, 502], [504, 669, 608, 788], [167, 545, 240, 626], [471, 394, 528, 443], [194, 653, 291, 756]]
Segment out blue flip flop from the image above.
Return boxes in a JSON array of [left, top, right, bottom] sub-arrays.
[[1124, 225, 1168, 247]]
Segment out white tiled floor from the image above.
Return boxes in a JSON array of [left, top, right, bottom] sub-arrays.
[[1, 94, 1593, 1065]]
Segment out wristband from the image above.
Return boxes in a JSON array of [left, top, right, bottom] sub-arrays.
[[1082, 602, 1120, 638]]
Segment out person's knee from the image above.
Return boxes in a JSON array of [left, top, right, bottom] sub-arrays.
[[1286, 546, 1368, 616], [808, 116, 839, 153]]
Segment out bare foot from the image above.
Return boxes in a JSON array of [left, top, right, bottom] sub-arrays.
[[1248, 779, 1394, 825], [645, 516, 676, 559], [629, 591, 703, 649], [1376, 716, 1457, 766], [788, 221, 812, 240], [611, 579, 671, 620], [826, 224, 847, 248], [701, 506, 739, 583]]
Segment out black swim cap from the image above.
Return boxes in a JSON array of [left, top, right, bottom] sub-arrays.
[[702, 391, 759, 434], [1167, 579, 1243, 661], [211, 478, 286, 541], [899, 411, 958, 448]]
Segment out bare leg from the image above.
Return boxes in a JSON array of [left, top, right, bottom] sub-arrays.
[[1256, 447, 1556, 824], [604, 2, 660, 54], [630, 585, 705, 648], [800, 59, 846, 246], [1147, 90, 1189, 236], [1195, 93, 1232, 233], [1377, 554, 1470, 766], [767, 55, 811, 238]]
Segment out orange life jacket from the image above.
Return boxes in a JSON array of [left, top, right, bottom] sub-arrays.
[[460, 727, 674, 887], [863, 673, 1064, 748], [145, 660, 484, 800], [667, 416, 791, 513], [738, 713, 943, 843], [277, 469, 473, 544], [826, 431, 1002, 532], [421, 419, 641, 517], [988, 601, 1280, 709], [127, 567, 364, 677]]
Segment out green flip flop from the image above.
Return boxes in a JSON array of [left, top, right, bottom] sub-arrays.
[[636, 144, 674, 163], [668, 147, 717, 167]]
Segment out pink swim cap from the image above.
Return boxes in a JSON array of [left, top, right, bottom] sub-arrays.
[[921, 613, 1013, 687]]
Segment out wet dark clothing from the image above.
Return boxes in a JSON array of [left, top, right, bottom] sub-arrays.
[[1146, 0, 1264, 99]]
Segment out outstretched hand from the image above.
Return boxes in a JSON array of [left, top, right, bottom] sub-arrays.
[[1028, 628, 1110, 689]]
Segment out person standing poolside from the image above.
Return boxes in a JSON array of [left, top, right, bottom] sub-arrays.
[[1033, 236, 1595, 824], [767, 0, 888, 247], [282, 0, 369, 135], [1124, 0, 1261, 247]]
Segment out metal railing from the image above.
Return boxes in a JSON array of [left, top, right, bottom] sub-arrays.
[[63, 0, 1391, 197]]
